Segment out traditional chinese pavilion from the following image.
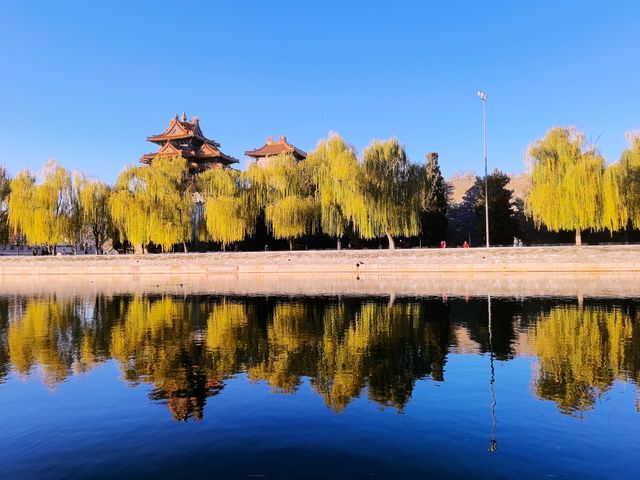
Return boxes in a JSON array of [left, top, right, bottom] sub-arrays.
[[141, 113, 238, 172], [245, 136, 306, 162]]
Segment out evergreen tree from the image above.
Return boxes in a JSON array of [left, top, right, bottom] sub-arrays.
[[0, 166, 10, 244], [420, 152, 448, 246], [470, 169, 518, 246]]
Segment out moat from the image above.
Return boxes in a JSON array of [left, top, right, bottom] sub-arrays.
[[1, 292, 639, 479]]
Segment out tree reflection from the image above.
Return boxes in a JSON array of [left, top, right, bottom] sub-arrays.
[[530, 305, 640, 415], [0, 298, 9, 383], [111, 296, 222, 421], [3, 294, 639, 421], [7, 298, 103, 386]]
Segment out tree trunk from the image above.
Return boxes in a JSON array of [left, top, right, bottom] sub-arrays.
[[577, 293, 584, 311], [183, 242, 188, 253], [289, 238, 293, 251], [575, 229, 582, 246], [386, 233, 395, 250], [337, 237, 341, 251]]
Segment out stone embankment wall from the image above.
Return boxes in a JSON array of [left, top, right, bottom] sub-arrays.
[[1, 246, 640, 298], [1, 245, 639, 275]]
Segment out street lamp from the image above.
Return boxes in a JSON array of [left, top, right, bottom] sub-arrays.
[[477, 90, 489, 248]]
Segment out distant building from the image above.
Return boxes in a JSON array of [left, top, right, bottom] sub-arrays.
[[141, 113, 238, 173], [245, 136, 306, 166]]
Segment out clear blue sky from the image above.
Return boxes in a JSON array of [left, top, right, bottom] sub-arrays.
[[1, 0, 638, 183]]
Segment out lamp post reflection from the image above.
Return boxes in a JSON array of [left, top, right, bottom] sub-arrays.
[[488, 294, 497, 452]]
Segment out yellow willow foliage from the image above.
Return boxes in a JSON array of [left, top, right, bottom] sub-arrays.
[[313, 301, 424, 412], [204, 196, 253, 247], [247, 302, 316, 393], [265, 195, 319, 240], [530, 306, 634, 414], [206, 301, 250, 359], [197, 168, 257, 247], [526, 127, 624, 234], [601, 164, 628, 232], [307, 134, 368, 238], [314, 303, 367, 411], [245, 154, 305, 203], [7, 299, 93, 386], [78, 177, 111, 251], [196, 167, 238, 198], [205, 300, 266, 379], [110, 296, 192, 385], [110, 156, 193, 250], [7, 171, 34, 238], [8, 160, 74, 246], [359, 138, 421, 240], [619, 133, 640, 228], [245, 153, 319, 240]]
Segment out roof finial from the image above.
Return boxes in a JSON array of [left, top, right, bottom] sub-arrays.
[[181, 112, 187, 122], [279, 136, 287, 143], [267, 136, 273, 144]]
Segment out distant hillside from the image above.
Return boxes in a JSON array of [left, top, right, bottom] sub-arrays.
[[447, 171, 530, 205]]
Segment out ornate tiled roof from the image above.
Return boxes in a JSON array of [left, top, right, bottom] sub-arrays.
[[140, 114, 238, 171], [245, 136, 306, 160]]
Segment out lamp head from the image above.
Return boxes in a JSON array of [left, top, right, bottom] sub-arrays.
[[477, 91, 487, 101]]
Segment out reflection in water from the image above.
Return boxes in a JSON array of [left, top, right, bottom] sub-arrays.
[[487, 295, 497, 452], [1, 294, 640, 421], [529, 305, 640, 415]]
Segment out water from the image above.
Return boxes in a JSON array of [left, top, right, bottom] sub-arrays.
[[0, 293, 639, 479]]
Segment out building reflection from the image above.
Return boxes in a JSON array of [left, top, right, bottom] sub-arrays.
[[1, 294, 639, 421]]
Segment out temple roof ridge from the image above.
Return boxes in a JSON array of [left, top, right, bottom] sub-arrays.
[[245, 135, 306, 160], [140, 114, 238, 171]]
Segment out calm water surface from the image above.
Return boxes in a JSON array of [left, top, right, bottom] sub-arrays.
[[1, 293, 639, 479]]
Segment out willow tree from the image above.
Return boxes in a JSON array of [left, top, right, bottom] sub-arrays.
[[526, 127, 622, 245], [110, 156, 193, 253], [0, 166, 10, 244], [530, 306, 635, 415], [78, 178, 112, 253], [307, 134, 367, 249], [619, 133, 640, 229], [245, 153, 318, 250], [8, 160, 74, 251], [359, 138, 422, 249], [196, 168, 257, 250]]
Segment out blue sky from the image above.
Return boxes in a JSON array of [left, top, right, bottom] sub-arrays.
[[1, 0, 638, 183]]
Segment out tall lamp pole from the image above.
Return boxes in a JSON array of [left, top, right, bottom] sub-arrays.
[[477, 91, 489, 248]]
